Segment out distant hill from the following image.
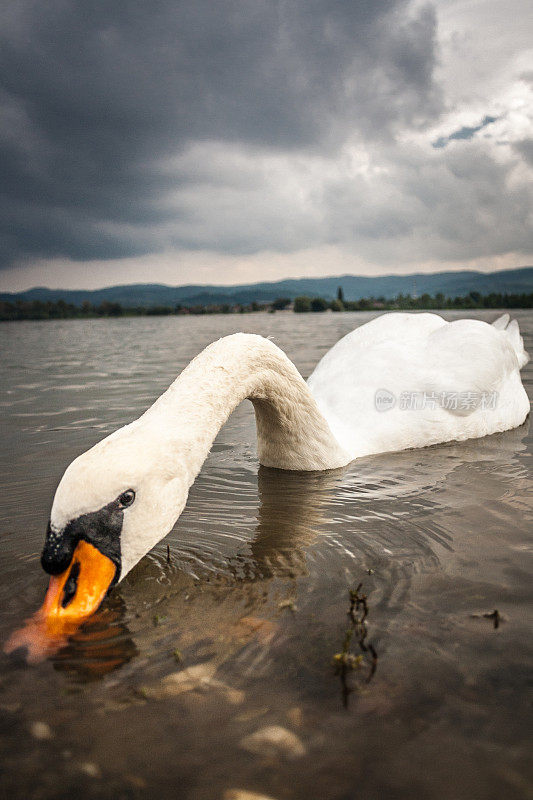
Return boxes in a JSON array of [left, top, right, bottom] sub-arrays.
[[2, 267, 532, 308]]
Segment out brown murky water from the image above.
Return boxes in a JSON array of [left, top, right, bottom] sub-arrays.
[[0, 311, 532, 800]]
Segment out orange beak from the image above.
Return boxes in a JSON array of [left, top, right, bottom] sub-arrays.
[[4, 540, 117, 663]]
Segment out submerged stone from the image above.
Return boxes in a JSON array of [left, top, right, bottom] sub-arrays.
[[140, 662, 244, 704], [79, 762, 101, 778], [239, 725, 306, 759], [30, 721, 53, 740]]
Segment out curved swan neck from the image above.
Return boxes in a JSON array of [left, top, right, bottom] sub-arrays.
[[144, 333, 350, 480]]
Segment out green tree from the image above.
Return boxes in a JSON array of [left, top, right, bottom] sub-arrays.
[[294, 296, 311, 312], [310, 297, 328, 312]]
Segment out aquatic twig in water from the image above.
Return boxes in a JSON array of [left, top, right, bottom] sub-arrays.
[[333, 583, 378, 706], [484, 609, 500, 629], [166, 544, 172, 565], [470, 609, 502, 629]]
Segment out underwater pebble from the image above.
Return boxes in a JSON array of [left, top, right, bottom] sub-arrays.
[[79, 762, 101, 778], [278, 600, 297, 612], [144, 662, 216, 697], [223, 790, 279, 800], [239, 725, 306, 760], [141, 663, 244, 704], [30, 721, 53, 740]]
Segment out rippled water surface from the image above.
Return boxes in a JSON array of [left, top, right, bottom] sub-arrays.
[[0, 311, 532, 800]]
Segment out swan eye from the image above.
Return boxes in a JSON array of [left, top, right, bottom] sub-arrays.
[[118, 489, 135, 508]]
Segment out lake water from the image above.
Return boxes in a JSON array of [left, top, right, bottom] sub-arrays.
[[0, 311, 532, 800]]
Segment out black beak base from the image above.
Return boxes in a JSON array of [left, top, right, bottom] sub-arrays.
[[41, 500, 123, 579]]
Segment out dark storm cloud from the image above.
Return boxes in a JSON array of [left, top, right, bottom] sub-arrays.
[[432, 115, 499, 149], [0, 0, 441, 267]]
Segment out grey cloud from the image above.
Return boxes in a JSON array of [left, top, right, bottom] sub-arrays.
[[513, 138, 533, 167], [317, 141, 533, 263], [0, 0, 441, 268], [432, 115, 499, 149], [112, 132, 532, 265]]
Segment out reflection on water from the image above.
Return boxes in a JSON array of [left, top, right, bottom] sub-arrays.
[[51, 596, 138, 680], [0, 311, 532, 800]]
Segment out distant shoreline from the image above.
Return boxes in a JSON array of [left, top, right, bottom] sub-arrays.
[[1, 291, 532, 321]]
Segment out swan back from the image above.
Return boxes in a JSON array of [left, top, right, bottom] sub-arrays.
[[308, 312, 530, 460]]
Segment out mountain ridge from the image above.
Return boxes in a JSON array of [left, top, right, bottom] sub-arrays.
[[2, 267, 532, 308]]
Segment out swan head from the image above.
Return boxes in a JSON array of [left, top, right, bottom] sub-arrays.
[[39, 420, 190, 619]]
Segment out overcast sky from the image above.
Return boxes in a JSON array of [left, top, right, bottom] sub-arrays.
[[1, 0, 532, 291]]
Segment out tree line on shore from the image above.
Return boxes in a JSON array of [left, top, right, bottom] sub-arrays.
[[1, 289, 532, 321]]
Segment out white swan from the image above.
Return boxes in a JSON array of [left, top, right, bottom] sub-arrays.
[[5, 311, 529, 658]]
